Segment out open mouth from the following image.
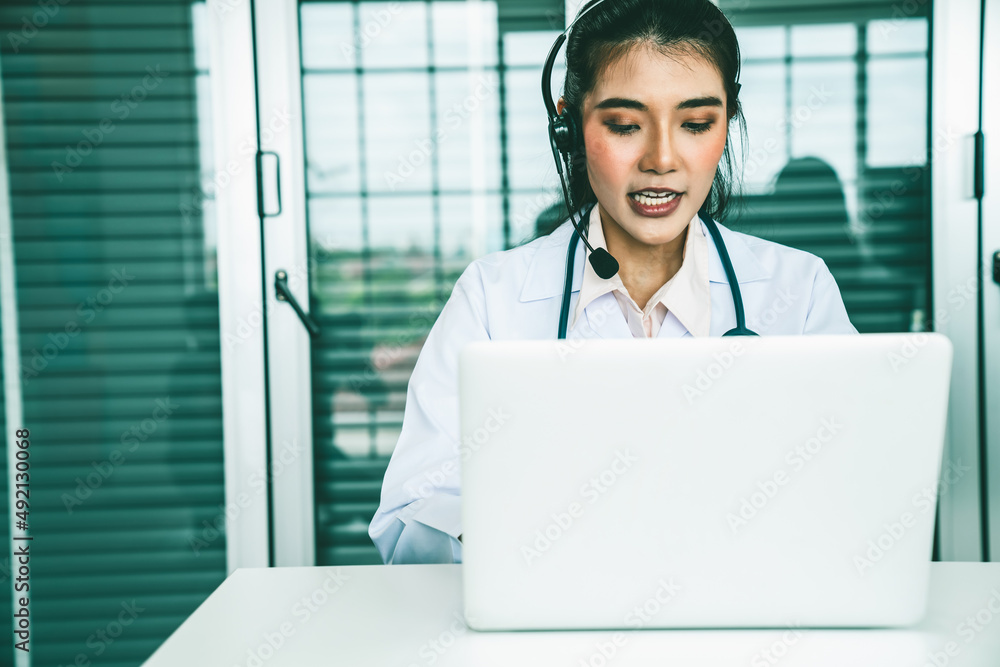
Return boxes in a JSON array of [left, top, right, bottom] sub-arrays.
[[628, 189, 684, 217], [629, 191, 680, 206]]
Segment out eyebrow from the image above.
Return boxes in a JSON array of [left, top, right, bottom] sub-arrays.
[[593, 96, 724, 111]]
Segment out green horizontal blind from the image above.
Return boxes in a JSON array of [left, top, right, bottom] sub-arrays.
[[1, 297, 12, 661], [727, 12, 931, 333], [0, 1, 225, 664]]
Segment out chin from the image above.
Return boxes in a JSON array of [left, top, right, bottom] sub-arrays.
[[621, 224, 687, 248], [624, 212, 691, 243]]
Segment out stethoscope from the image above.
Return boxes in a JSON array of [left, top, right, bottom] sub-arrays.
[[541, 0, 757, 340], [556, 201, 758, 339]]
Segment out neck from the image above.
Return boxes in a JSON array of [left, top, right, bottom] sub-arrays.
[[599, 206, 687, 311]]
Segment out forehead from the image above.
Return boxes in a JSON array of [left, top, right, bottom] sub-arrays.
[[588, 43, 725, 106]]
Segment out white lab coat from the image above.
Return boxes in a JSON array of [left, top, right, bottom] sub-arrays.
[[368, 216, 858, 564]]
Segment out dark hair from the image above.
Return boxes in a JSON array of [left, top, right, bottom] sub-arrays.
[[536, 0, 747, 239]]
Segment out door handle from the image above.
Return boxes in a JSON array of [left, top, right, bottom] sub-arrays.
[[274, 270, 320, 337], [257, 151, 282, 217]]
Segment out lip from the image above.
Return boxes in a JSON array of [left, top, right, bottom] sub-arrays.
[[629, 186, 681, 195], [628, 191, 683, 218]]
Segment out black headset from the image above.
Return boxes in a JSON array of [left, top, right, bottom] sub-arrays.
[[541, 0, 756, 339], [541, 0, 619, 282]]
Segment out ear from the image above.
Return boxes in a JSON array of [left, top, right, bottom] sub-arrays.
[[728, 83, 741, 119], [556, 96, 566, 116]]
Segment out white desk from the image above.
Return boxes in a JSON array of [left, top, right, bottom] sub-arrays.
[[145, 563, 1000, 666]]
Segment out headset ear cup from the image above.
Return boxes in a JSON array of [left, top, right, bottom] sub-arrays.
[[551, 105, 584, 156], [564, 108, 581, 155], [552, 112, 573, 154]]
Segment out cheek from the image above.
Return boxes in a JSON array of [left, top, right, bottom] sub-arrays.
[[584, 132, 636, 184], [685, 133, 728, 178]]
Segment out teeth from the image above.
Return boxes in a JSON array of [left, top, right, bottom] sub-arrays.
[[631, 192, 678, 206]]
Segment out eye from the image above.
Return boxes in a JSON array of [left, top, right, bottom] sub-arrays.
[[606, 122, 639, 136], [684, 121, 714, 135]]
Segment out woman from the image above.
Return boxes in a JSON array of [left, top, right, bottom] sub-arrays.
[[369, 0, 857, 564]]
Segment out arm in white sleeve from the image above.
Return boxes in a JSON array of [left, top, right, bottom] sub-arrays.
[[369, 262, 490, 564], [803, 259, 858, 335]]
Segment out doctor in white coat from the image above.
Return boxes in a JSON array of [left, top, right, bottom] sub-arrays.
[[369, 0, 858, 564]]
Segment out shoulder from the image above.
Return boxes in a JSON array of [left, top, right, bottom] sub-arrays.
[[455, 221, 574, 293], [715, 220, 834, 282], [471, 222, 572, 270], [429, 222, 571, 339], [713, 221, 856, 334]]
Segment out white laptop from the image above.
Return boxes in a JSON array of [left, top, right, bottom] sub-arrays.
[[458, 334, 953, 630]]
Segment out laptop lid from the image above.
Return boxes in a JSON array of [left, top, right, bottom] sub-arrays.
[[459, 334, 953, 630]]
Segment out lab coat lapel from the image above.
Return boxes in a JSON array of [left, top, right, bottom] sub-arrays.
[[702, 218, 771, 336], [519, 222, 578, 303], [520, 221, 630, 340], [702, 217, 770, 285], [655, 310, 692, 338], [580, 292, 633, 339]]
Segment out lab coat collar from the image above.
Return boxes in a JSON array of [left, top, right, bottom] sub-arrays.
[[518, 212, 772, 303]]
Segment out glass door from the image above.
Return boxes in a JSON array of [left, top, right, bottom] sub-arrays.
[[982, 0, 1000, 562], [930, 0, 992, 563], [289, 0, 508, 565], [299, 0, 551, 565]]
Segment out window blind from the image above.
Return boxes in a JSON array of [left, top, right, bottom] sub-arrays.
[[727, 13, 932, 334], [0, 1, 226, 664], [1, 300, 13, 660]]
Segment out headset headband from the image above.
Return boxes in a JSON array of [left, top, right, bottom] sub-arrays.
[[541, 0, 742, 124], [541, 0, 610, 120]]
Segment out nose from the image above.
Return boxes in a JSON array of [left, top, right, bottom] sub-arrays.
[[638, 125, 679, 174]]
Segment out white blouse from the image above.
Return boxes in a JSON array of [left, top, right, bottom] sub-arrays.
[[571, 203, 712, 338]]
